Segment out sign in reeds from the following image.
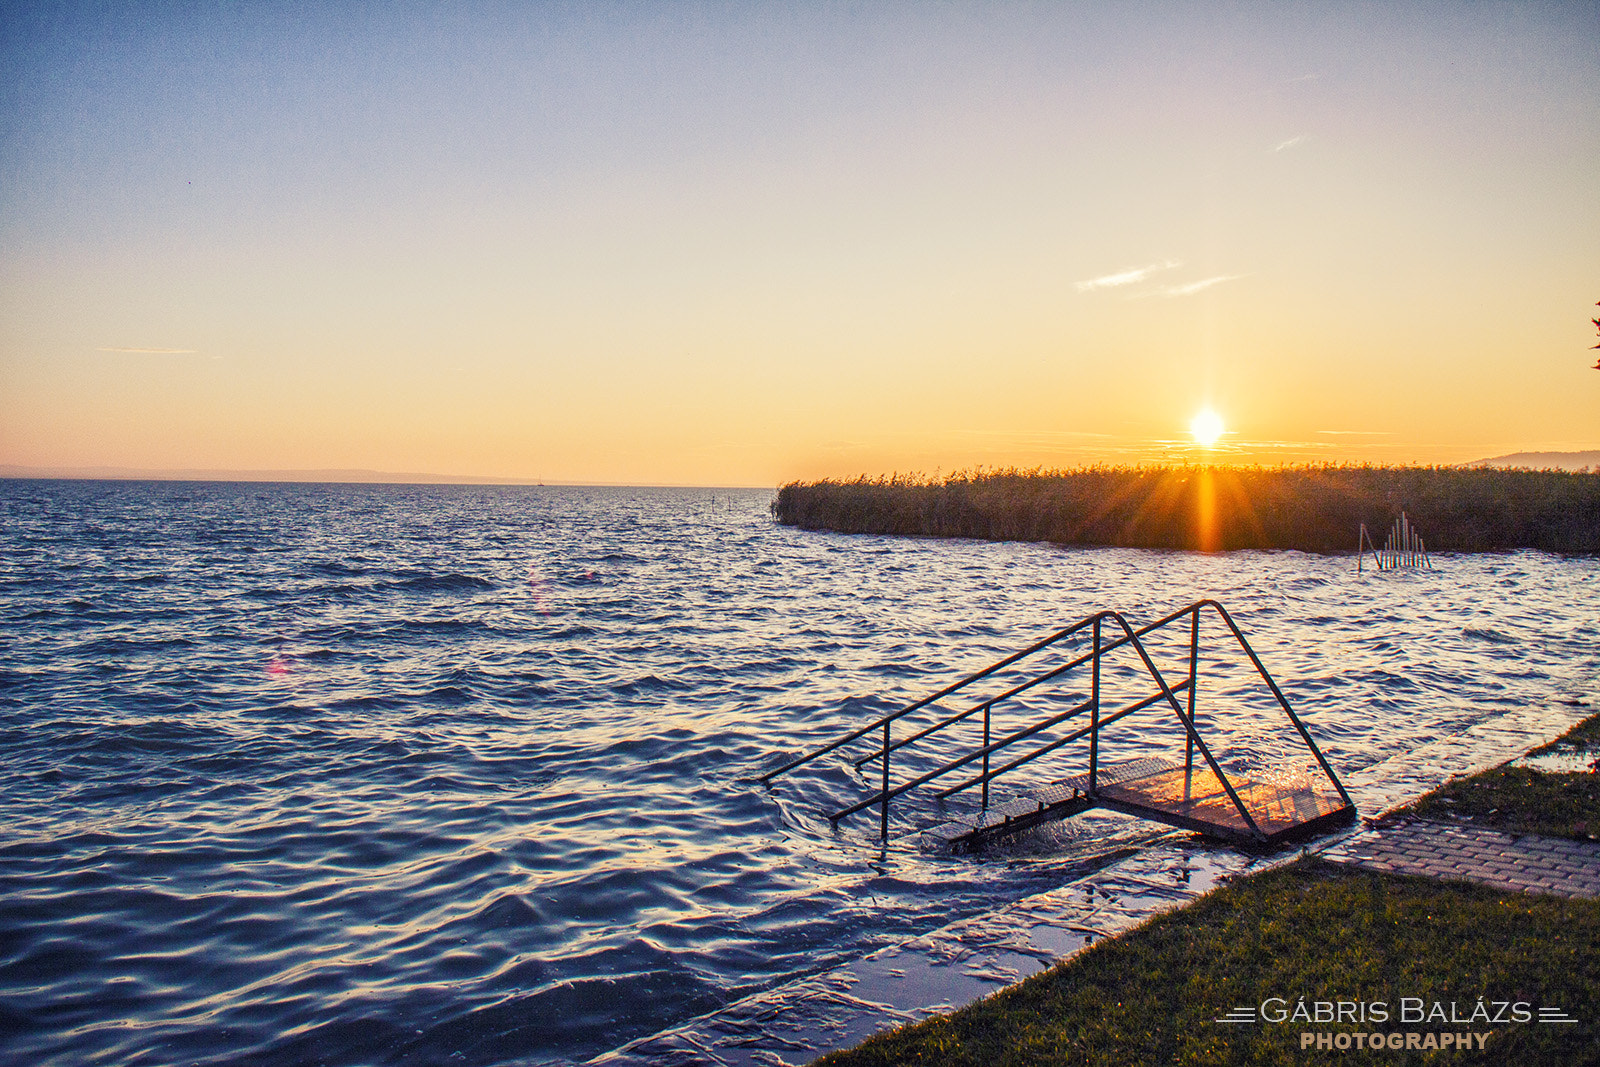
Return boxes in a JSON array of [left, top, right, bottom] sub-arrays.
[[1359, 511, 1432, 572], [771, 465, 1600, 553]]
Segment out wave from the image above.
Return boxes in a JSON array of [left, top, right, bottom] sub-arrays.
[[388, 572, 496, 593], [1462, 626, 1519, 645]]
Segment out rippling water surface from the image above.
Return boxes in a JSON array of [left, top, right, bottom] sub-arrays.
[[1, 480, 1595, 1066]]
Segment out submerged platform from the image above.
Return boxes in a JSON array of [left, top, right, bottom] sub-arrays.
[[928, 757, 1356, 851]]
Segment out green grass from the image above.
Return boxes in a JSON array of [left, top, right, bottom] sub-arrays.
[[772, 464, 1600, 552], [1404, 768, 1600, 842], [814, 716, 1600, 1065], [1531, 713, 1600, 753], [1400, 714, 1600, 842], [815, 860, 1600, 1066]]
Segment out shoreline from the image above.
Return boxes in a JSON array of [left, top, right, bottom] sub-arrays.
[[815, 711, 1600, 1066], [591, 700, 1593, 1066]]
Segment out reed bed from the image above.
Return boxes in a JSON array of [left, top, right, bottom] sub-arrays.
[[771, 464, 1600, 553]]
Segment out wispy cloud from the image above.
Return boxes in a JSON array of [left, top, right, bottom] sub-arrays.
[[1156, 275, 1244, 297], [1075, 259, 1181, 293], [1271, 134, 1307, 153], [1315, 429, 1394, 436], [97, 346, 198, 354]]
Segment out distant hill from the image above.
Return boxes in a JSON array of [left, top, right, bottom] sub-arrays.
[[1464, 451, 1600, 471]]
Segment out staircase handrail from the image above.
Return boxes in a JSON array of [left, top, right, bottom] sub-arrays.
[[759, 600, 1202, 784], [760, 599, 1353, 844]]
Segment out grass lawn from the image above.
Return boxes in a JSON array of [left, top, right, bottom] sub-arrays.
[[817, 860, 1599, 1066], [1400, 713, 1600, 841], [816, 714, 1600, 1066]]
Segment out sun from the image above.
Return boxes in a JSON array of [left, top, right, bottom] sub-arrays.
[[1190, 408, 1225, 448]]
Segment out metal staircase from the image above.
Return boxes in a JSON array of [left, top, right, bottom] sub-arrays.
[[761, 600, 1355, 850]]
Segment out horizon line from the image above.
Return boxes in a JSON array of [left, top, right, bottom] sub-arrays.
[[0, 465, 775, 490], [4, 450, 1597, 489]]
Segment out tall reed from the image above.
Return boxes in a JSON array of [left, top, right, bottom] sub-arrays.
[[771, 464, 1600, 553]]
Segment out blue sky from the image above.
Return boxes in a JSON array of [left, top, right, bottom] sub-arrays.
[[3, 1, 1597, 483]]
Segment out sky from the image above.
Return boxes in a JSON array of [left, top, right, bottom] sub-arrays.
[[2, 0, 1597, 486]]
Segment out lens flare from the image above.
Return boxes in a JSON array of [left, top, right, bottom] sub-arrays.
[[1190, 409, 1225, 448]]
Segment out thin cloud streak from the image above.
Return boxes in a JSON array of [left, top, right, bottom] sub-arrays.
[[1271, 134, 1307, 152], [1157, 275, 1243, 297], [1075, 259, 1180, 292], [97, 346, 198, 354]]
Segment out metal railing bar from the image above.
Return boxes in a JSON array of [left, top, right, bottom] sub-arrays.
[[854, 700, 989, 770], [1089, 615, 1100, 796], [847, 604, 1199, 771], [845, 677, 1194, 816], [880, 718, 890, 840], [981, 702, 991, 808], [1185, 604, 1200, 779], [829, 696, 1097, 822], [1201, 600, 1356, 811], [1104, 612, 1265, 839], [768, 602, 1208, 784], [853, 646, 1099, 770], [935, 684, 1181, 798], [760, 614, 1098, 783]]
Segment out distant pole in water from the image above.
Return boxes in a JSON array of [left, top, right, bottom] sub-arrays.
[[1361, 511, 1432, 573]]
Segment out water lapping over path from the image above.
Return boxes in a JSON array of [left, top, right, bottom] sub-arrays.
[[0, 481, 1595, 1066]]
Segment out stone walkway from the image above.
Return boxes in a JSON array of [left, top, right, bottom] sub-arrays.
[[1318, 819, 1600, 900]]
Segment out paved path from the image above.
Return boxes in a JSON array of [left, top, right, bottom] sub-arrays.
[[1319, 819, 1600, 900]]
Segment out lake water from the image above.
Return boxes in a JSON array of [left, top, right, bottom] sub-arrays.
[[1, 480, 1595, 1066]]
